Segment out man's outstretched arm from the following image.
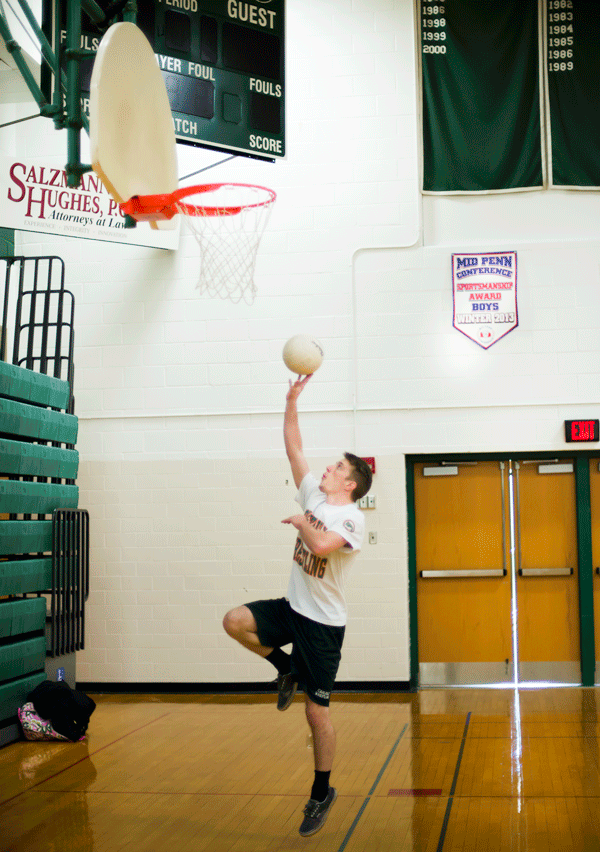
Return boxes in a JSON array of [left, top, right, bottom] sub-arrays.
[[284, 375, 311, 488]]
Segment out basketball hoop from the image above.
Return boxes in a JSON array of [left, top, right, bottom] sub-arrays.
[[121, 183, 276, 304]]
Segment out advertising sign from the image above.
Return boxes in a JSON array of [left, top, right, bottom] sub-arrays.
[[0, 157, 180, 249]]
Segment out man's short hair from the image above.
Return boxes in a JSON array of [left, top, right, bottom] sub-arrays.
[[344, 453, 373, 502]]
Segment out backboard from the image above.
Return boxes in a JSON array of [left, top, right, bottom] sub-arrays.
[[88, 22, 179, 229], [44, 0, 285, 162]]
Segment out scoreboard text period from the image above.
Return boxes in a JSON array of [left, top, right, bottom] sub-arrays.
[[52, 0, 286, 161]]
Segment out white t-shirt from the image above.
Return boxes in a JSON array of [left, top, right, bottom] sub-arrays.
[[287, 472, 365, 627]]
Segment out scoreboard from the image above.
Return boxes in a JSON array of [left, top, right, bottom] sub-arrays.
[[135, 0, 285, 159], [46, 0, 285, 161]]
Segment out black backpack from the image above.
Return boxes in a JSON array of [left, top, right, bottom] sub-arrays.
[[27, 680, 96, 742]]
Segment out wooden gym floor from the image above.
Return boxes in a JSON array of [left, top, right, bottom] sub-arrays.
[[3, 687, 600, 851]]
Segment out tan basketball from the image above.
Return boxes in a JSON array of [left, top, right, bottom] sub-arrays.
[[282, 335, 324, 375]]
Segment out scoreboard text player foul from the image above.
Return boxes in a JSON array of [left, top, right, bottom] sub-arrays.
[[49, 0, 285, 161]]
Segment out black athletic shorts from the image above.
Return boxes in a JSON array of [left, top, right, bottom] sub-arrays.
[[245, 597, 345, 707]]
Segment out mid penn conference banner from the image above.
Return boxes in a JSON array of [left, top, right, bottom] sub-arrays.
[[452, 251, 518, 349], [0, 157, 180, 249]]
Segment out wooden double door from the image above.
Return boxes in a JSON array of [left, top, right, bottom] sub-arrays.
[[414, 459, 580, 686], [589, 460, 600, 683]]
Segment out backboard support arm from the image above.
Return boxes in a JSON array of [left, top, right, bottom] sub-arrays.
[[0, 0, 137, 186]]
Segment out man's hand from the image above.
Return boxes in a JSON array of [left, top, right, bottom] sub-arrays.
[[286, 374, 312, 402], [282, 515, 348, 557], [282, 514, 305, 531]]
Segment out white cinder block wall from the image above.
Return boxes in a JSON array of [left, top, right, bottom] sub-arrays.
[[2, 0, 600, 685]]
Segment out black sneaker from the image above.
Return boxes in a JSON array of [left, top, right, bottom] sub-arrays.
[[276, 672, 297, 711], [299, 787, 337, 836]]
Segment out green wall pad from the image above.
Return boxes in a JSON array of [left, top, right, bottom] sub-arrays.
[[0, 439, 79, 479], [0, 637, 46, 681], [0, 481, 79, 514], [0, 520, 53, 556], [0, 361, 70, 409], [0, 671, 46, 723], [0, 398, 78, 444], [0, 598, 46, 639], [0, 558, 52, 594], [0, 229, 14, 256]]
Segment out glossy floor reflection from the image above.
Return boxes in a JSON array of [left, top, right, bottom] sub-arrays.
[[2, 688, 600, 850]]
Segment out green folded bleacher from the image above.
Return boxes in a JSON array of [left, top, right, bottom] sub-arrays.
[[0, 674, 47, 724], [0, 481, 78, 514], [0, 361, 70, 409], [0, 558, 52, 595], [0, 439, 78, 479], [0, 520, 53, 555], [0, 398, 77, 443], [0, 359, 79, 746], [0, 597, 46, 637]]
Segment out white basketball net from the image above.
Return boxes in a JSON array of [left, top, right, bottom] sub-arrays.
[[177, 184, 276, 304]]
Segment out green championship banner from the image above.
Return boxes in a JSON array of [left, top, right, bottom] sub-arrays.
[[421, 0, 543, 193], [547, 0, 600, 188]]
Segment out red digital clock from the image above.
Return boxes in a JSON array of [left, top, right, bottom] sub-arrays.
[[565, 420, 600, 442]]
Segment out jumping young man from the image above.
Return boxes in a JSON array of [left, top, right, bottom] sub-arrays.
[[223, 374, 372, 837]]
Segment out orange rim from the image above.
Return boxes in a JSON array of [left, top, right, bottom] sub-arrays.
[[120, 183, 276, 220]]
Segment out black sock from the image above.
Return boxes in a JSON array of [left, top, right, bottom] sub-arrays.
[[311, 770, 331, 803], [265, 648, 291, 675]]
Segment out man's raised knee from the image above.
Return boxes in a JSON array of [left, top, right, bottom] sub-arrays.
[[223, 605, 254, 638], [222, 608, 240, 636]]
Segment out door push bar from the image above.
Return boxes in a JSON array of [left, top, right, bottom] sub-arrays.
[[518, 568, 573, 577], [419, 569, 507, 578], [421, 568, 574, 578]]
